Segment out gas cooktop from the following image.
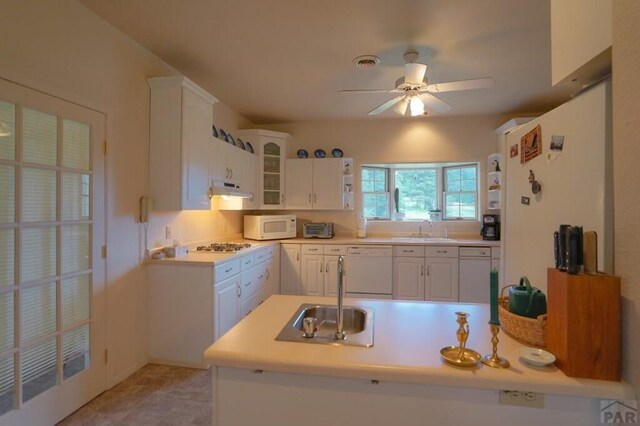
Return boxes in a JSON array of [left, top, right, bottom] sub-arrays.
[[195, 242, 252, 253]]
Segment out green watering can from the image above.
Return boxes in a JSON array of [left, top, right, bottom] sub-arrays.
[[508, 277, 547, 319]]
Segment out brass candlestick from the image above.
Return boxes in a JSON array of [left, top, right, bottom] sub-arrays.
[[482, 323, 510, 368]]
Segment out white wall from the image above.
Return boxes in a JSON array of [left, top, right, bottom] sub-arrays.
[[263, 115, 508, 237], [0, 0, 249, 387], [613, 0, 640, 398]]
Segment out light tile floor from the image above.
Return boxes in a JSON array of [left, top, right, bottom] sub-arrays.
[[57, 364, 212, 426]]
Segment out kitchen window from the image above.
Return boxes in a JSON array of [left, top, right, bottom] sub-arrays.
[[361, 162, 478, 221]]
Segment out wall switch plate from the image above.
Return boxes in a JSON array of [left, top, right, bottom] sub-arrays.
[[165, 226, 172, 239], [499, 390, 544, 408]]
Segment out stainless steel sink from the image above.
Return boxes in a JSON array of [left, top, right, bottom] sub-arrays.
[[275, 304, 374, 347]]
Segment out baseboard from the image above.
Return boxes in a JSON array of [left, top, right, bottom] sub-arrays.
[[107, 358, 148, 390]]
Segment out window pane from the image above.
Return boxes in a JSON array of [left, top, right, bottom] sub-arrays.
[[62, 274, 90, 327], [363, 205, 376, 218], [376, 205, 389, 218], [445, 193, 460, 218], [461, 179, 476, 191], [395, 169, 437, 219], [0, 166, 15, 223], [373, 181, 386, 192], [0, 229, 14, 288], [0, 292, 13, 352], [446, 168, 460, 182], [460, 193, 477, 218], [21, 227, 56, 283], [63, 324, 90, 380], [20, 282, 56, 343], [0, 355, 14, 415], [62, 173, 90, 221], [460, 167, 476, 180], [61, 224, 90, 274], [447, 179, 461, 192], [361, 168, 374, 181], [23, 108, 57, 166], [63, 119, 90, 170], [21, 337, 57, 402], [361, 180, 374, 192], [0, 101, 15, 161], [373, 169, 386, 180], [23, 168, 57, 222]]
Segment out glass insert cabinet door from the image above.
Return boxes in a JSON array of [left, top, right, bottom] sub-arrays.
[[262, 141, 283, 206], [0, 78, 106, 425]]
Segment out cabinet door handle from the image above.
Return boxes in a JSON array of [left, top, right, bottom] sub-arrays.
[[320, 262, 323, 273], [237, 286, 242, 297], [296, 252, 300, 261], [309, 193, 312, 203], [230, 169, 233, 178], [421, 265, 424, 276], [427, 265, 430, 276], [326, 263, 329, 273], [314, 194, 317, 203], [266, 269, 270, 279]]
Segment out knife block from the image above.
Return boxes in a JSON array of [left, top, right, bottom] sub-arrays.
[[546, 268, 621, 380]]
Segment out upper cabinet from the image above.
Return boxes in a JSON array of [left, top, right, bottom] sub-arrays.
[[285, 158, 354, 210], [237, 129, 292, 210], [148, 76, 219, 210], [551, 0, 611, 87]]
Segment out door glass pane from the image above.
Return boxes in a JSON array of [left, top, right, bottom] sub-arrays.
[[20, 282, 56, 343], [263, 157, 279, 173], [0, 355, 14, 415], [62, 119, 90, 170], [61, 224, 89, 274], [0, 166, 14, 224], [21, 227, 56, 283], [0, 229, 14, 288], [21, 337, 57, 402], [62, 275, 89, 327], [0, 101, 15, 161], [263, 142, 280, 156], [62, 325, 89, 380], [263, 192, 280, 205], [23, 108, 57, 166], [23, 168, 57, 222], [264, 174, 280, 191], [0, 292, 13, 352], [62, 173, 90, 220]]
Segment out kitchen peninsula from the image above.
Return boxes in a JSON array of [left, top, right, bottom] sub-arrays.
[[204, 295, 633, 426]]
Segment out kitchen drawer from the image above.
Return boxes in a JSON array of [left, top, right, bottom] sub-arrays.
[[263, 244, 275, 260], [254, 248, 267, 263], [491, 247, 500, 259], [240, 268, 260, 301], [323, 245, 347, 255], [393, 246, 425, 257], [301, 245, 323, 255], [459, 247, 491, 257], [240, 253, 255, 270], [424, 246, 457, 258], [214, 258, 240, 283]]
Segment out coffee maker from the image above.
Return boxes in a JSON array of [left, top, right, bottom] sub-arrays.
[[481, 214, 500, 241]]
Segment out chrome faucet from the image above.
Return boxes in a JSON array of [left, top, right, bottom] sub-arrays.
[[418, 219, 433, 238], [335, 255, 346, 340]]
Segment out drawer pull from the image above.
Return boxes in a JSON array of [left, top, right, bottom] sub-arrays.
[[258, 274, 264, 280], [224, 268, 232, 273], [244, 260, 251, 265], [436, 250, 448, 254], [402, 249, 414, 253], [244, 281, 252, 287], [309, 248, 318, 252]]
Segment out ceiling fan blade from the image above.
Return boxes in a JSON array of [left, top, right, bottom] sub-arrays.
[[338, 89, 398, 94], [392, 98, 409, 116], [426, 77, 495, 93], [405, 63, 427, 85], [368, 96, 404, 115], [419, 93, 453, 113]]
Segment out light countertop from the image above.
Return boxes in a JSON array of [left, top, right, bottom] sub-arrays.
[[283, 236, 500, 246], [203, 295, 634, 400], [148, 240, 279, 266]]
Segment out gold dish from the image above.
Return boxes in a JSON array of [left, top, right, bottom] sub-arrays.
[[440, 346, 482, 368]]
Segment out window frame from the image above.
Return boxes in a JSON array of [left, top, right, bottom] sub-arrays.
[[442, 164, 479, 221], [361, 166, 391, 220]]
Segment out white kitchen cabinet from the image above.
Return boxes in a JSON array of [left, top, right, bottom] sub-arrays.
[[265, 253, 280, 296], [241, 149, 258, 209], [392, 257, 425, 301], [214, 275, 241, 340], [459, 258, 491, 303], [285, 158, 352, 210], [323, 256, 341, 297], [148, 76, 219, 210], [237, 129, 292, 209], [425, 257, 459, 302], [280, 244, 302, 295], [300, 254, 324, 296]]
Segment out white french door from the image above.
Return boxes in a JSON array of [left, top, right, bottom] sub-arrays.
[[0, 78, 106, 426]]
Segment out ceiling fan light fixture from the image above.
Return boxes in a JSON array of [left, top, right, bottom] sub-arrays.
[[409, 96, 425, 116]]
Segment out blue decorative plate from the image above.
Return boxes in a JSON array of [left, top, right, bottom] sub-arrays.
[[219, 128, 228, 142], [245, 142, 254, 154], [314, 149, 326, 158], [297, 149, 309, 159], [212, 125, 219, 138], [227, 133, 236, 146], [236, 138, 246, 150], [331, 148, 344, 158]]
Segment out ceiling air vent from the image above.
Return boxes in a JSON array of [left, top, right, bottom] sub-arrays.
[[352, 55, 381, 69]]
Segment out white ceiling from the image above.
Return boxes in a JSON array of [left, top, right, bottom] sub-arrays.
[[79, 0, 573, 124]]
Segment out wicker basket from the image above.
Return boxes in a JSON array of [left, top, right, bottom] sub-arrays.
[[498, 286, 547, 348]]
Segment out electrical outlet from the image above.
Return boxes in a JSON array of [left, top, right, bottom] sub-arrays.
[[499, 390, 544, 408], [165, 226, 172, 239]]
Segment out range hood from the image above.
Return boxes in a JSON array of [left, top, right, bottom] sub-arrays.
[[209, 181, 253, 199]]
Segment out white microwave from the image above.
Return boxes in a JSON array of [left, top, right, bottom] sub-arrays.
[[244, 215, 297, 240]]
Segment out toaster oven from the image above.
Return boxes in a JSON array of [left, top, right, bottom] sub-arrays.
[[303, 223, 334, 239]]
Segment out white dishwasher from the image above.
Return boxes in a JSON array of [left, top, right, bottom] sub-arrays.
[[458, 247, 492, 303], [345, 246, 393, 299]]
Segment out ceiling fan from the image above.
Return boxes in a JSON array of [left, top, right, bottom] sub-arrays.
[[340, 51, 495, 116]]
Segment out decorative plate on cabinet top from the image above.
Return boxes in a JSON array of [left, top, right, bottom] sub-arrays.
[[297, 149, 309, 159], [227, 133, 236, 146], [331, 148, 344, 158], [236, 138, 246, 150], [314, 149, 326, 158], [212, 124, 219, 138], [245, 141, 254, 154], [219, 128, 228, 142]]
